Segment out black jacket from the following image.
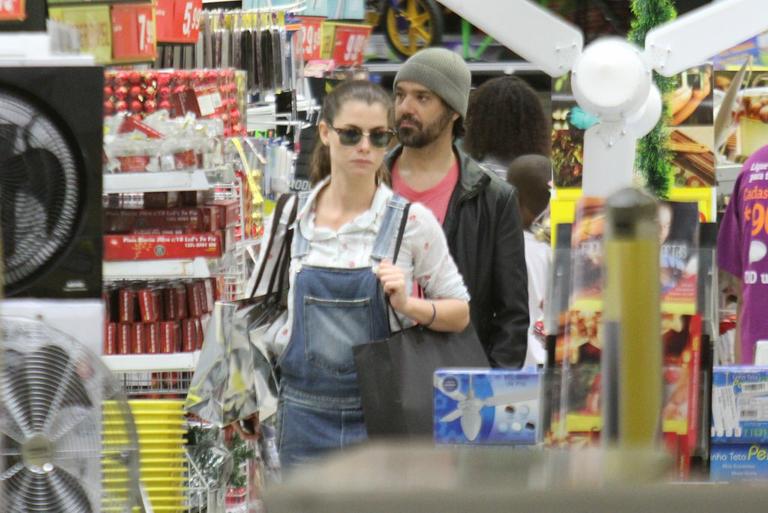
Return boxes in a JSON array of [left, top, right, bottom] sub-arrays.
[[387, 145, 529, 368]]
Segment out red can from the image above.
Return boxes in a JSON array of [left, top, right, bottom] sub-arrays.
[[145, 322, 160, 354], [119, 289, 136, 323], [138, 288, 159, 322], [195, 281, 208, 314], [118, 323, 132, 355], [182, 319, 196, 352], [186, 282, 202, 318], [177, 284, 189, 319], [131, 323, 147, 354], [104, 322, 117, 355], [160, 321, 179, 353], [164, 286, 179, 321]]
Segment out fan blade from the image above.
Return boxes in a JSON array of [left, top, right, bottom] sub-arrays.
[[48, 468, 96, 512], [440, 408, 463, 423], [714, 56, 751, 151], [4, 466, 34, 512], [581, 123, 638, 198], [482, 390, 534, 407], [0, 462, 24, 481], [460, 409, 483, 441], [645, 0, 768, 77], [435, 0, 583, 77]]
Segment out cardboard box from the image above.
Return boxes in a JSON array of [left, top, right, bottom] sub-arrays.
[[710, 444, 768, 481], [104, 233, 223, 260], [712, 366, 768, 444], [434, 369, 541, 445]]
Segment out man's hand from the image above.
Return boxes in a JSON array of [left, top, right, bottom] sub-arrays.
[[232, 412, 261, 441]]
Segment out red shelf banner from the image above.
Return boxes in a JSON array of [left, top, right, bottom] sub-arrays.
[[331, 24, 372, 67], [299, 16, 324, 61], [0, 0, 25, 21], [111, 3, 156, 62], [156, 0, 202, 44]]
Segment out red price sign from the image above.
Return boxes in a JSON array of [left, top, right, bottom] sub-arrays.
[[332, 24, 372, 67], [111, 3, 156, 61], [0, 0, 25, 21], [299, 16, 324, 61], [155, 0, 175, 41]]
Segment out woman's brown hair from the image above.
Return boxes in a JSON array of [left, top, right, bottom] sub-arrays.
[[310, 80, 394, 185]]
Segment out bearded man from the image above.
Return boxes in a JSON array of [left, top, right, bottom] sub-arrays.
[[386, 48, 530, 368]]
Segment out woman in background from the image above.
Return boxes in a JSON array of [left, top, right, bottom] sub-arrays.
[[246, 80, 470, 470], [463, 76, 551, 179]]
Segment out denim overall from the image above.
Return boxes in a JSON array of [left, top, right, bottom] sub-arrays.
[[276, 194, 407, 469]]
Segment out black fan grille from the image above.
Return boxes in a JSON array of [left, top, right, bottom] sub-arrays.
[[0, 91, 81, 291]]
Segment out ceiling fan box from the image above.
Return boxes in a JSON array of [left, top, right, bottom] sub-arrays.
[[0, 66, 103, 298], [434, 369, 541, 445]]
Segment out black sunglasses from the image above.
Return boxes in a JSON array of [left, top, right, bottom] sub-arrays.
[[329, 125, 396, 148]]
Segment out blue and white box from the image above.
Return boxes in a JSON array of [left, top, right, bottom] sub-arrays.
[[433, 368, 541, 445], [712, 366, 768, 444], [710, 444, 768, 481]]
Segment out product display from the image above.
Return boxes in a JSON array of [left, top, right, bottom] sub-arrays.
[[434, 369, 541, 445], [6, 2, 768, 512]]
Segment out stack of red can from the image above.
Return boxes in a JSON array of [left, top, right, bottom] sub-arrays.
[[104, 278, 217, 355]]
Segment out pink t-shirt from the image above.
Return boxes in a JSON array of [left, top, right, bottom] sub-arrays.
[[391, 159, 459, 225]]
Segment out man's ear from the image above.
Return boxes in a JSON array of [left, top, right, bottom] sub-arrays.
[[318, 120, 330, 145], [452, 111, 460, 123]]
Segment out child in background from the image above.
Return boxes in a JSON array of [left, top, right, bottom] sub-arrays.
[[507, 155, 552, 367]]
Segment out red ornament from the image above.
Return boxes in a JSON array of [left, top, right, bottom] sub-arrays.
[[115, 86, 129, 100], [103, 100, 115, 115], [130, 100, 144, 113], [129, 85, 143, 98], [157, 73, 171, 87], [129, 71, 142, 85], [115, 71, 130, 85], [229, 109, 241, 122], [159, 100, 172, 111], [103, 85, 114, 98], [115, 100, 128, 112], [144, 86, 157, 98], [144, 100, 157, 114], [158, 86, 171, 99]]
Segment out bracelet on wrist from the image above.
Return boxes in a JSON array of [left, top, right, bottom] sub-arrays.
[[423, 302, 437, 328]]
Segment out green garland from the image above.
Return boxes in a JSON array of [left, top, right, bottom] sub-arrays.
[[628, 0, 678, 198]]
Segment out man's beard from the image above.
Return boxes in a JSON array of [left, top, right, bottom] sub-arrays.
[[396, 109, 454, 148]]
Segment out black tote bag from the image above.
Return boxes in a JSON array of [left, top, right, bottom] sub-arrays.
[[353, 203, 490, 437]]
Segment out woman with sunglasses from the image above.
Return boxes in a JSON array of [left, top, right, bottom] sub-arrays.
[[245, 80, 470, 470]]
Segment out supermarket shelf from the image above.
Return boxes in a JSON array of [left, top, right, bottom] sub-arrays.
[[103, 167, 234, 194], [104, 350, 201, 372], [103, 258, 212, 280], [365, 60, 541, 74]]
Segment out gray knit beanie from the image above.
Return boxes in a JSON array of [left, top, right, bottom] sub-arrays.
[[394, 47, 472, 118]]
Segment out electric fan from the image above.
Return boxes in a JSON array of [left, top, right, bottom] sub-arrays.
[[0, 66, 103, 299], [436, 0, 768, 197], [0, 90, 81, 294], [0, 316, 140, 512]]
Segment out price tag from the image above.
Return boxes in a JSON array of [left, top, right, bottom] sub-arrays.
[[331, 24, 371, 67], [166, 0, 202, 44], [299, 16, 324, 61], [155, 0, 175, 42], [0, 0, 25, 21], [111, 3, 156, 61]]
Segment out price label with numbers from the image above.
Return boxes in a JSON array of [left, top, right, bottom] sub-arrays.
[[0, 0, 27, 21], [299, 17, 324, 61], [0, 0, 25, 21], [111, 3, 156, 62], [173, 0, 203, 43], [331, 24, 371, 67]]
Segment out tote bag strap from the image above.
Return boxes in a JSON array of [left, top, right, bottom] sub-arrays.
[[385, 201, 411, 332], [250, 193, 291, 297]]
